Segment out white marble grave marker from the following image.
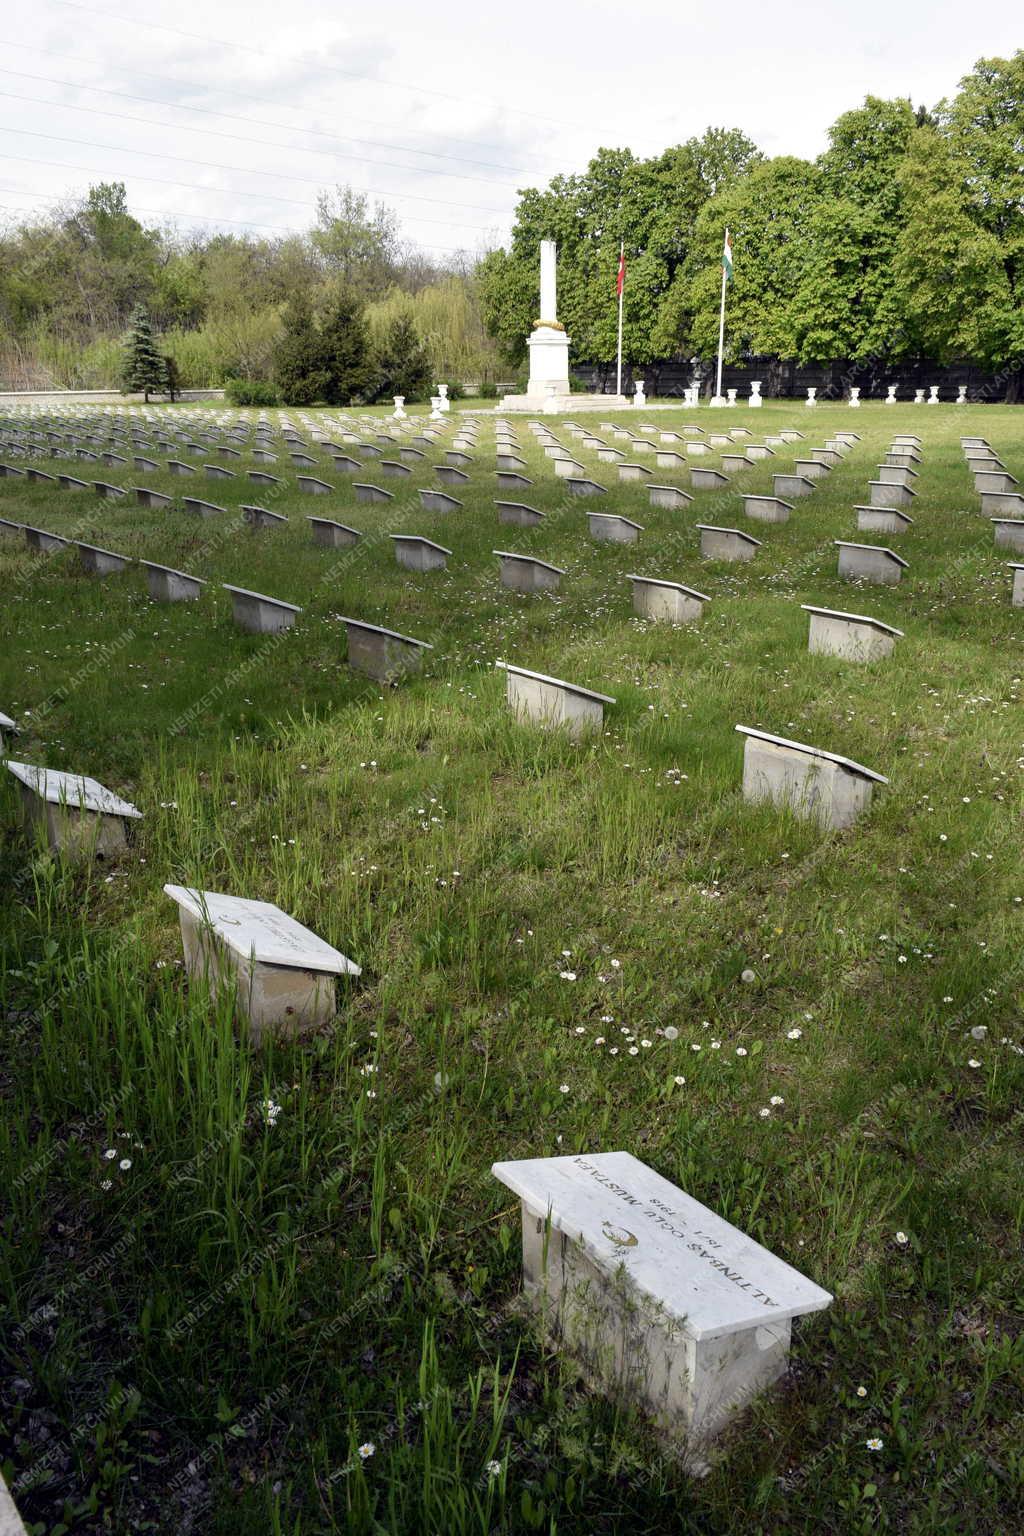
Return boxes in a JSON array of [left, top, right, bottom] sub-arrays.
[[492, 1151, 831, 1448], [498, 662, 614, 738], [802, 605, 902, 662], [163, 885, 360, 1042], [6, 760, 141, 856], [736, 726, 887, 830]]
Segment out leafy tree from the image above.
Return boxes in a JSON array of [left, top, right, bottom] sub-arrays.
[[891, 126, 1012, 366], [319, 290, 372, 405], [121, 305, 167, 400], [311, 187, 402, 302], [273, 292, 328, 405], [373, 311, 430, 401]]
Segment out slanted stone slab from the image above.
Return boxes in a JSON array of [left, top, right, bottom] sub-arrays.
[[217, 444, 243, 459], [0, 709, 19, 750], [399, 446, 426, 464], [102, 451, 128, 467], [892, 434, 920, 447], [289, 451, 318, 467], [204, 463, 236, 481], [833, 432, 860, 446], [707, 433, 731, 449], [721, 453, 754, 473], [743, 494, 793, 524], [876, 464, 918, 488], [163, 885, 359, 1043], [165, 459, 195, 476], [494, 550, 564, 593], [492, 1150, 832, 1448], [420, 488, 462, 514], [341, 616, 432, 683], [7, 759, 141, 856], [252, 449, 278, 464], [617, 462, 652, 483], [630, 438, 656, 454], [392, 534, 452, 572], [356, 441, 382, 459], [57, 474, 90, 491], [581, 434, 605, 450], [697, 524, 761, 562], [992, 518, 1024, 553], [728, 427, 752, 440], [1009, 563, 1024, 608], [133, 456, 159, 472], [629, 574, 709, 625], [0, 517, 26, 536], [496, 452, 527, 471], [868, 480, 916, 510], [885, 450, 922, 469], [497, 501, 545, 527], [497, 470, 533, 491], [690, 467, 729, 491], [242, 504, 288, 530], [793, 459, 829, 482], [597, 446, 627, 464], [77, 541, 132, 576], [446, 449, 474, 466], [0, 464, 25, 478], [248, 471, 283, 490], [835, 540, 908, 585], [142, 560, 206, 603], [744, 443, 775, 461], [973, 469, 1015, 494], [802, 604, 902, 662], [379, 459, 412, 479], [773, 473, 816, 500], [737, 725, 886, 830], [980, 490, 1024, 519], [810, 448, 842, 468], [182, 497, 226, 518], [566, 477, 607, 498], [856, 504, 913, 536], [497, 662, 614, 738], [588, 512, 643, 545], [26, 468, 56, 484], [223, 583, 301, 634], [648, 484, 693, 510], [435, 465, 470, 486], [297, 476, 334, 496], [685, 440, 711, 457], [778, 429, 805, 443], [303, 508, 361, 546], [134, 485, 173, 509], [24, 525, 70, 553]]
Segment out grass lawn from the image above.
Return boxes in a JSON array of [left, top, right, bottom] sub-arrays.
[[0, 399, 1022, 1535]]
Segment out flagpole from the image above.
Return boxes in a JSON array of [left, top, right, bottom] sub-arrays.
[[714, 259, 727, 402], [616, 241, 624, 398]]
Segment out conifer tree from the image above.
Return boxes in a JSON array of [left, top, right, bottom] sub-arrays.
[[122, 304, 167, 401]]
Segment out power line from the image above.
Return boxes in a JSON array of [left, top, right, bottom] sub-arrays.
[[0, 152, 499, 231], [0, 89, 525, 192], [53, 0, 591, 130], [0, 65, 542, 178], [0, 184, 491, 254], [0, 37, 548, 162], [0, 121, 515, 216]]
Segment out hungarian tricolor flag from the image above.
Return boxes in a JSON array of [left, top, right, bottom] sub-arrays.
[[616, 244, 625, 297], [722, 229, 733, 283]]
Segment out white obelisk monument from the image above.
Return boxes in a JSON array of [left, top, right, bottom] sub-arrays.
[[526, 240, 571, 406], [497, 239, 628, 412]]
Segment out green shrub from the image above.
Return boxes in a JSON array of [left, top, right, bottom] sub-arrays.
[[225, 378, 280, 406], [445, 380, 466, 402], [478, 380, 498, 399]]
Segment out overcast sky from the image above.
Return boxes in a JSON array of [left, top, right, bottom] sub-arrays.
[[1, 0, 1020, 258]]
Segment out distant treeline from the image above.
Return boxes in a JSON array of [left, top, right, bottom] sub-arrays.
[[0, 184, 502, 393], [2, 51, 1021, 398], [480, 52, 1024, 398]]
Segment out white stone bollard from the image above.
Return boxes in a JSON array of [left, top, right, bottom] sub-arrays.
[[748, 380, 763, 407], [885, 385, 897, 405], [806, 388, 817, 408], [927, 386, 939, 405]]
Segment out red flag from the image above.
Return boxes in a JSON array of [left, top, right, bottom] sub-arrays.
[[616, 244, 625, 298]]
